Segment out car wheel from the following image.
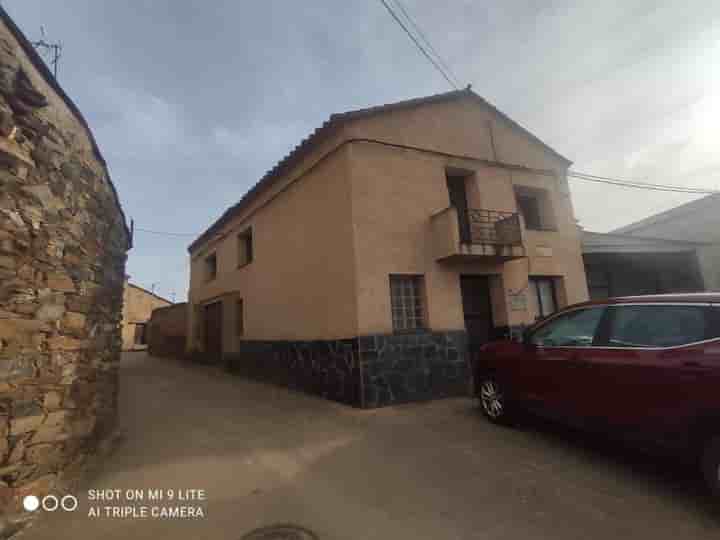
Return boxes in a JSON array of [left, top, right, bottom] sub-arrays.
[[478, 376, 512, 424], [701, 436, 720, 497]]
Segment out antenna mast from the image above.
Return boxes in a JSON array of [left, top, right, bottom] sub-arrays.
[[31, 26, 62, 79]]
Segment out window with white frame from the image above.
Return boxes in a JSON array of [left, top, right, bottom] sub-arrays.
[[528, 277, 558, 321], [390, 275, 426, 331]]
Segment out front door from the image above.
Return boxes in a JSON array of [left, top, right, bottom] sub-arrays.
[[203, 301, 223, 363], [460, 276, 494, 350]]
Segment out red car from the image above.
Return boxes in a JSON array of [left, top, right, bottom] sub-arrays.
[[473, 293, 720, 495]]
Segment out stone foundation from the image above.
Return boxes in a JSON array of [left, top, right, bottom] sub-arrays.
[[359, 331, 469, 407], [0, 8, 129, 528], [225, 330, 470, 408], [225, 339, 361, 406]]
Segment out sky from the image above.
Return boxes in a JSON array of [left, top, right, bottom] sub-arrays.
[[5, 0, 720, 301]]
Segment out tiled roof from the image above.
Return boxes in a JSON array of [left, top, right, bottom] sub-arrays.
[[189, 87, 571, 252]]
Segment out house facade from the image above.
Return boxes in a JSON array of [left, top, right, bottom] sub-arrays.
[[120, 280, 172, 351], [582, 194, 720, 299], [187, 89, 588, 407]]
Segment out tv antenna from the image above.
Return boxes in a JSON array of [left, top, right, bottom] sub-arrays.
[[31, 26, 62, 79]]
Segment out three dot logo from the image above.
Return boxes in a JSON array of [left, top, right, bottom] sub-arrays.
[[23, 494, 78, 512]]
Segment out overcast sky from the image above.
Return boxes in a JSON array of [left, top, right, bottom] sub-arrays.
[[5, 1, 720, 301]]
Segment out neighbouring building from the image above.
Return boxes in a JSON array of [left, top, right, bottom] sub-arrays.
[[120, 280, 171, 351], [187, 88, 588, 408], [582, 194, 720, 299], [0, 7, 129, 529], [147, 302, 187, 359]]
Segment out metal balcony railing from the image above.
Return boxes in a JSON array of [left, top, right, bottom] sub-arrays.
[[464, 209, 522, 246]]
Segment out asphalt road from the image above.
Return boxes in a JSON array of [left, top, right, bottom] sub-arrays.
[[22, 352, 720, 540]]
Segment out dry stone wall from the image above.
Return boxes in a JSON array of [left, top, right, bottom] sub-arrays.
[[0, 11, 129, 529]]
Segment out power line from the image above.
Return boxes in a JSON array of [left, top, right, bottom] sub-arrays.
[[135, 227, 197, 237], [569, 171, 720, 195], [379, 0, 459, 90], [390, 0, 462, 88]]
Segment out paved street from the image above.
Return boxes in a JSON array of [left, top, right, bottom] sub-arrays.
[[23, 352, 720, 540]]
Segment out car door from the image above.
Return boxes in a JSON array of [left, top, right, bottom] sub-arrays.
[[517, 306, 607, 421], [583, 303, 717, 446]]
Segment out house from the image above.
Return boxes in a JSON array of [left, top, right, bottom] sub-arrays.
[[582, 194, 720, 299], [187, 88, 589, 407], [121, 279, 172, 350], [147, 302, 187, 358]]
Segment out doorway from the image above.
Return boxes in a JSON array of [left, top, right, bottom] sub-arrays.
[[460, 276, 494, 349], [446, 175, 471, 243], [203, 301, 223, 363]]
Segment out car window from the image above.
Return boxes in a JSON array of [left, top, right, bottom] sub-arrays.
[[529, 307, 606, 347], [710, 307, 720, 339], [606, 305, 707, 348]]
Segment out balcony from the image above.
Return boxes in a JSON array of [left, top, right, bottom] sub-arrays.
[[430, 206, 526, 262]]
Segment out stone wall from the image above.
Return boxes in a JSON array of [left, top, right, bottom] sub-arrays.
[[224, 331, 471, 408], [0, 9, 129, 529], [359, 331, 469, 407], [147, 302, 187, 358], [225, 339, 362, 406]]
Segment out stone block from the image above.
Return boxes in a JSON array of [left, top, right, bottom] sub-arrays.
[[35, 302, 65, 322], [9, 414, 43, 435], [46, 272, 75, 292], [42, 391, 62, 409], [30, 422, 68, 444], [7, 438, 24, 464], [0, 255, 14, 269], [0, 357, 34, 379], [62, 311, 85, 331], [43, 410, 69, 428], [46, 335, 87, 351]]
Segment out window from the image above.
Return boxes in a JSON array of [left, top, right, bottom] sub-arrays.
[[587, 267, 611, 300], [517, 195, 542, 230], [514, 186, 555, 231], [205, 253, 217, 281], [236, 299, 244, 337], [390, 275, 425, 331], [606, 305, 709, 348], [528, 277, 558, 320], [133, 323, 147, 345], [238, 229, 253, 267], [530, 307, 606, 347]]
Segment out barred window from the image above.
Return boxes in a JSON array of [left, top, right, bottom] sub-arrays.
[[390, 275, 425, 331]]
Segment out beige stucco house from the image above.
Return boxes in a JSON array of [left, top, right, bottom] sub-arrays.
[[187, 88, 588, 407], [121, 279, 171, 350]]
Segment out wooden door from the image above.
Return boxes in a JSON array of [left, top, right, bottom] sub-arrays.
[[460, 276, 493, 349], [203, 301, 223, 363]]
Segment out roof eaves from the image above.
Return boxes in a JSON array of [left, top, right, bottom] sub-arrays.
[[189, 87, 572, 252]]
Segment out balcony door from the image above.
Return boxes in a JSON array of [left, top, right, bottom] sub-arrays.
[[446, 175, 471, 243], [460, 275, 494, 349]]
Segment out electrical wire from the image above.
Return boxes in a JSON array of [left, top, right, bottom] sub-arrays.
[[135, 227, 197, 237], [379, 0, 459, 90], [569, 171, 719, 195], [390, 0, 462, 88]]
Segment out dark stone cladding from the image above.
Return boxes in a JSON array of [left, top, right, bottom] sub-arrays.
[[224, 330, 471, 408], [224, 339, 362, 406], [359, 331, 469, 407]]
